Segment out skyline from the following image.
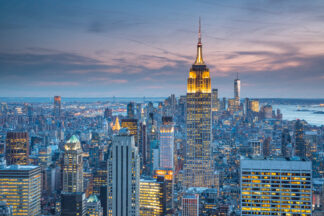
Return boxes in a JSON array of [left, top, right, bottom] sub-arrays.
[[1, 0, 324, 98]]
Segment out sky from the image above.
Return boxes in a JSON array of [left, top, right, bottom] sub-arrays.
[[0, 0, 324, 98]]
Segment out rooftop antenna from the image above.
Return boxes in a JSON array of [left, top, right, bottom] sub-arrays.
[[198, 16, 201, 44]]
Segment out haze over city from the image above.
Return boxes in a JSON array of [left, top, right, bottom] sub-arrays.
[[1, 0, 324, 97]]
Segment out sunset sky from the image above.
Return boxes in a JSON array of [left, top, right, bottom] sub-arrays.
[[1, 0, 324, 98]]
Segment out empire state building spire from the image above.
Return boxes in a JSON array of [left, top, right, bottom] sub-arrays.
[[195, 17, 204, 65]]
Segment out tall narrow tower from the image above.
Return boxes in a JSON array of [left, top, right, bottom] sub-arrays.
[[54, 96, 61, 119], [183, 19, 214, 188], [107, 130, 140, 216], [234, 73, 240, 100], [63, 135, 84, 193]]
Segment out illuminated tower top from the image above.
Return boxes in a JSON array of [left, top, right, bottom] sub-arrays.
[[187, 18, 211, 94]]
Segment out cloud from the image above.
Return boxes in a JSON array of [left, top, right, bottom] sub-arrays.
[[35, 81, 79, 86]]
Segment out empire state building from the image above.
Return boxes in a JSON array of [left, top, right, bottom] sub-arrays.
[[183, 20, 214, 188]]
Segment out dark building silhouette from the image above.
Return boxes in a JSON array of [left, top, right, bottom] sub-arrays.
[[61, 192, 86, 216], [281, 129, 291, 158], [53, 96, 61, 119], [5, 132, 29, 165], [127, 102, 135, 119], [263, 137, 271, 157], [104, 108, 112, 120], [295, 120, 306, 158]]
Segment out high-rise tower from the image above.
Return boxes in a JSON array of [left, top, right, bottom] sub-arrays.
[[183, 19, 214, 188], [294, 119, 305, 158], [63, 135, 84, 193], [234, 73, 240, 100], [5, 131, 29, 165], [107, 130, 140, 216], [54, 96, 61, 119]]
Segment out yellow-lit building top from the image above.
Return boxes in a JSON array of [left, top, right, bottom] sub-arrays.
[[187, 21, 211, 94]]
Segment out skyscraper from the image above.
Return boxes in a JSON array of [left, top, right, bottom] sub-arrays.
[[54, 96, 61, 119], [153, 170, 174, 213], [5, 131, 29, 165], [295, 119, 306, 158], [62, 135, 84, 193], [211, 88, 220, 112], [107, 130, 140, 216], [159, 117, 174, 170], [182, 193, 199, 216], [121, 119, 138, 146], [250, 100, 259, 113], [138, 122, 148, 172], [234, 73, 240, 100], [139, 178, 164, 216], [281, 128, 291, 158], [240, 157, 312, 215], [248, 139, 262, 156], [0, 165, 41, 216], [263, 137, 271, 157], [61, 192, 86, 216], [183, 19, 214, 188], [127, 102, 135, 119]]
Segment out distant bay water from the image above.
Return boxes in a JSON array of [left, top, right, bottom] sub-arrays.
[[1, 97, 323, 126], [272, 105, 324, 126]]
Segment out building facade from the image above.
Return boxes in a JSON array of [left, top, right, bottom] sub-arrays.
[[54, 96, 61, 119], [139, 178, 164, 216], [5, 132, 29, 165], [240, 157, 312, 215], [159, 118, 174, 170], [182, 193, 199, 216], [107, 132, 140, 216], [183, 20, 214, 188], [62, 135, 84, 193], [0, 165, 41, 216]]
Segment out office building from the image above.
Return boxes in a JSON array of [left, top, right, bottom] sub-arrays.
[[295, 120, 306, 158], [104, 108, 113, 120], [182, 193, 199, 216], [138, 122, 148, 172], [154, 170, 174, 213], [240, 157, 312, 215], [93, 163, 108, 195], [211, 89, 220, 112], [63, 135, 83, 193], [184, 19, 214, 188], [250, 100, 259, 113], [0, 165, 41, 216], [86, 195, 103, 216], [127, 102, 135, 119], [107, 130, 140, 216], [5, 132, 29, 165], [263, 137, 271, 157], [139, 178, 164, 216], [281, 129, 291, 158], [248, 139, 262, 156], [121, 119, 138, 146], [159, 117, 174, 170], [61, 192, 86, 216], [54, 96, 61, 119], [234, 73, 240, 101]]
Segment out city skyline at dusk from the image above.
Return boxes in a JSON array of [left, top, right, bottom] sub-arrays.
[[1, 0, 324, 98]]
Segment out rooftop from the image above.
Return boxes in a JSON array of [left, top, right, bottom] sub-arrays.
[[0, 165, 39, 171]]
